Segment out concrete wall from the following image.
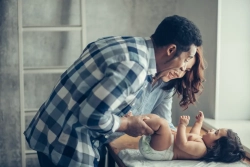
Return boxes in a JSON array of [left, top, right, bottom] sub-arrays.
[[0, 1, 21, 167], [172, 0, 218, 125], [85, 0, 177, 43]]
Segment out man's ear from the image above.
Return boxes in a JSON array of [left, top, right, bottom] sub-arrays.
[[166, 44, 177, 56]]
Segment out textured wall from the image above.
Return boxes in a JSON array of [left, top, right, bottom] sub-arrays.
[[85, 0, 177, 43], [0, 0, 21, 167]]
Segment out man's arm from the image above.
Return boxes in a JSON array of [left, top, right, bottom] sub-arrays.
[[116, 114, 153, 137], [189, 111, 204, 135], [176, 116, 206, 157], [79, 61, 153, 136]]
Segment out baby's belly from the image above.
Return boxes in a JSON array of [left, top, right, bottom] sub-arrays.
[[172, 133, 199, 160]]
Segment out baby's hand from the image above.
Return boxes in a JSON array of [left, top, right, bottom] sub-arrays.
[[195, 111, 204, 123], [179, 115, 190, 126]]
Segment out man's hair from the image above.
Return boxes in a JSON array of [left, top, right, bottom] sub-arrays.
[[151, 15, 202, 56], [163, 47, 205, 108], [202, 129, 249, 163]]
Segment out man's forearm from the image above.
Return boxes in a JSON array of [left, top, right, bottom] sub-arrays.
[[116, 117, 128, 132]]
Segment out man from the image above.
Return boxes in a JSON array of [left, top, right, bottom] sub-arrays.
[[24, 15, 204, 167]]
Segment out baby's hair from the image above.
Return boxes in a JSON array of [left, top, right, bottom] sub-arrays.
[[202, 129, 249, 163]]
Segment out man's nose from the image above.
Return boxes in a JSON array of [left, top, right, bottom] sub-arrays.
[[180, 62, 187, 71]]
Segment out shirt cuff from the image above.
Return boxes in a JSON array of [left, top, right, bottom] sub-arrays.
[[169, 123, 177, 131], [107, 114, 121, 135]]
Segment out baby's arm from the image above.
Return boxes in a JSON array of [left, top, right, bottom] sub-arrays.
[[176, 115, 206, 157], [189, 111, 204, 135], [143, 114, 173, 151]]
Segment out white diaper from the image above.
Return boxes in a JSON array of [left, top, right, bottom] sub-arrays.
[[139, 134, 174, 161]]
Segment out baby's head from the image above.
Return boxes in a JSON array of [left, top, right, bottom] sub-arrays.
[[202, 128, 246, 163]]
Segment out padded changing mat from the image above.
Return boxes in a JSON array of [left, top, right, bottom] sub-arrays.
[[118, 149, 250, 167]]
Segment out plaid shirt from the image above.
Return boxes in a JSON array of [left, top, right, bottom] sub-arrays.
[[24, 36, 157, 166]]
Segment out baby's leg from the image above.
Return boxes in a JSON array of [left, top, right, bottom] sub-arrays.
[[143, 114, 173, 151]]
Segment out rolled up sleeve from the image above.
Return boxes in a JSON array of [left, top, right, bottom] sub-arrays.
[[152, 89, 176, 130]]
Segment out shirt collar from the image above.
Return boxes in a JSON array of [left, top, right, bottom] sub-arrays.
[[144, 37, 157, 78]]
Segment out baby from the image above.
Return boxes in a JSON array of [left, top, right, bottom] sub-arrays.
[[139, 111, 248, 163]]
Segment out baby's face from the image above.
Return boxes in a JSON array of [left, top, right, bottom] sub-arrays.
[[202, 128, 228, 146]]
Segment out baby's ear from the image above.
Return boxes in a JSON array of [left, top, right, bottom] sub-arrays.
[[210, 141, 216, 148], [210, 142, 216, 149]]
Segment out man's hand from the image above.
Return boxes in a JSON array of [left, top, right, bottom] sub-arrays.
[[124, 111, 133, 117], [123, 115, 154, 137], [195, 111, 204, 123], [179, 115, 190, 127]]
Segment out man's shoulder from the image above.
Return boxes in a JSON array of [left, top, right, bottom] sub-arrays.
[[82, 36, 152, 70], [96, 36, 146, 44], [95, 36, 150, 60]]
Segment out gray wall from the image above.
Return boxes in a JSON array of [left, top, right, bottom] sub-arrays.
[[0, 1, 22, 167], [172, 0, 218, 125], [85, 0, 177, 43]]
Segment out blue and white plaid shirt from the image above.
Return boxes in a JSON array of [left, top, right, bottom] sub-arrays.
[[24, 36, 162, 166]]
